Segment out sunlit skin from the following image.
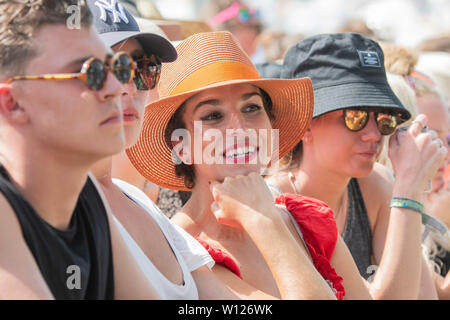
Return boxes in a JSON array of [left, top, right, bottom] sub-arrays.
[[111, 38, 149, 147], [416, 95, 450, 192], [172, 84, 373, 300], [108, 39, 160, 202], [0, 24, 126, 230], [10, 25, 126, 164], [306, 109, 383, 179], [90, 38, 187, 285], [178, 83, 273, 187], [266, 101, 448, 300], [0, 24, 167, 300]]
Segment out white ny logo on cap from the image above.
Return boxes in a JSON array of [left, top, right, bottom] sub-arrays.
[[94, 0, 129, 24]]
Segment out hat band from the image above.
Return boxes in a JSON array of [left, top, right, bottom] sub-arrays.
[[169, 61, 261, 96]]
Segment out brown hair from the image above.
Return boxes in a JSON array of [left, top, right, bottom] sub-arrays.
[[380, 41, 419, 76], [0, 0, 92, 78], [164, 87, 274, 189], [379, 42, 441, 99]]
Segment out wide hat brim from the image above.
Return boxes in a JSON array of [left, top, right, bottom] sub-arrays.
[[313, 81, 411, 121], [126, 77, 314, 191]]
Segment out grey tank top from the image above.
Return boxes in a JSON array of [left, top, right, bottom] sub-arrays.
[[342, 178, 372, 280]]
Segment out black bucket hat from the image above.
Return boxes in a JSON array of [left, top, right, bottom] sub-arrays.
[[87, 0, 177, 62], [255, 62, 283, 79], [281, 32, 411, 122]]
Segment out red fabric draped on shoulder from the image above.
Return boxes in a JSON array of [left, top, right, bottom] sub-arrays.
[[275, 193, 345, 300], [195, 237, 242, 279]]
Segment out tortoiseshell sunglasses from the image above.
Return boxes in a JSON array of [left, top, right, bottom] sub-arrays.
[[5, 51, 135, 91]]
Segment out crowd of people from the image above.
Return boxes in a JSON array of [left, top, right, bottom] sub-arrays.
[[0, 0, 449, 300]]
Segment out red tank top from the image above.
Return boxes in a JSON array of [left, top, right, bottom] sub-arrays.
[[196, 193, 345, 300]]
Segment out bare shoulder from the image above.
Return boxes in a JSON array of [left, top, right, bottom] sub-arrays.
[[171, 210, 203, 237], [0, 193, 53, 299], [211, 264, 277, 300], [264, 171, 292, 195]]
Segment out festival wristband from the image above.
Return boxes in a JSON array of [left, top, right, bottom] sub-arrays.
[[389, 197, 424, 215]]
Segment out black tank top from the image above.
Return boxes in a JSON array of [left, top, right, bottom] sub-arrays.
[[342, 178, 373, 280], [0, 165, 114, 299]]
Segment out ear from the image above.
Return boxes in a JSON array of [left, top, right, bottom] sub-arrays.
[[0, 84, 28, 124], [302, 127, 313, 144]]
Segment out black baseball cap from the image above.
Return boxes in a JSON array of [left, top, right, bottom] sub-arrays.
[[281, 32, 411, 122], [87, 0, 177, 62]]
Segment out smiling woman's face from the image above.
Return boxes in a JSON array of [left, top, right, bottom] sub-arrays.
[[177, 83, 274, 185]]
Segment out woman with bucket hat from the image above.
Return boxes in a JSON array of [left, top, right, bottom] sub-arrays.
[[127, 31, 372, 299], [267, 33, 447, 299]]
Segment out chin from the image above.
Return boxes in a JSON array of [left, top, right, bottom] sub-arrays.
[[124, 126, 140, 144], [348, 163, 375, 178], [217, 164, 263, 179], [103, 134, 126, 156]]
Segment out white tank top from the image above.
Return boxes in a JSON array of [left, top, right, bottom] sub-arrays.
[[112, 179, 214, 300]]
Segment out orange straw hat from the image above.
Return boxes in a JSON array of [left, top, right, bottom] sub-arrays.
[[126, 31, 314, 191]]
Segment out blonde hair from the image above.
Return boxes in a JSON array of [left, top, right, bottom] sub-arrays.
[[256, 30, 304, 63], [380, 42, 442, 100], [380, 42, 419, 76], [422, 228, 450, 275], [376, 73, 418, 171]]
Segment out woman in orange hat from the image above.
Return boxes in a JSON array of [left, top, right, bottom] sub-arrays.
[[127, 31, 372, 299]]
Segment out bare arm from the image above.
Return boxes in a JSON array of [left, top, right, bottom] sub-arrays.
[[330, 235, 372, 300], [192, 265, 279, 300], [433, 270, 450, 300], [210, 173, 336, 300], [0, 194, 54, 299], [368, 116, 446, 299]]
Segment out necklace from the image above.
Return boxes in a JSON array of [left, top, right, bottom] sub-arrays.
[[287, 170, 348, 229], [288, 171, 298, 194]]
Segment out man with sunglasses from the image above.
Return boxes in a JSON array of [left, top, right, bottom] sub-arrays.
[[0, 0, 166, 299], [267, 33, 448, 299]]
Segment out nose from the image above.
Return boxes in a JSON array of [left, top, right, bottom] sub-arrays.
[[227, 111, 247, 131], [122, 78, 138, 98], [360, 113, 382, 142], [96, 71, 126, 102]]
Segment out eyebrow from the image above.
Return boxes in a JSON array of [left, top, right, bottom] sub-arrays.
[[193, 99, 221, 113], [62, 49, 114, 71], [193, 91, 262, 113], [62, 56, 92, 71]]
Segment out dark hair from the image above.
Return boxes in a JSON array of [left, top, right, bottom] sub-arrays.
[[164, 87, 274, 189], [0, 0, 92, 77], [280, 141, 303, 170]]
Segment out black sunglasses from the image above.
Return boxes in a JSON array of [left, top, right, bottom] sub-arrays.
[[343, 108, 400, 136], [6, 52, 135, 91], [133, 54, 162, 90]]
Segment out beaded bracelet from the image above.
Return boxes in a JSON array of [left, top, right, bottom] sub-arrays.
[[389, 197, 424, 215]]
